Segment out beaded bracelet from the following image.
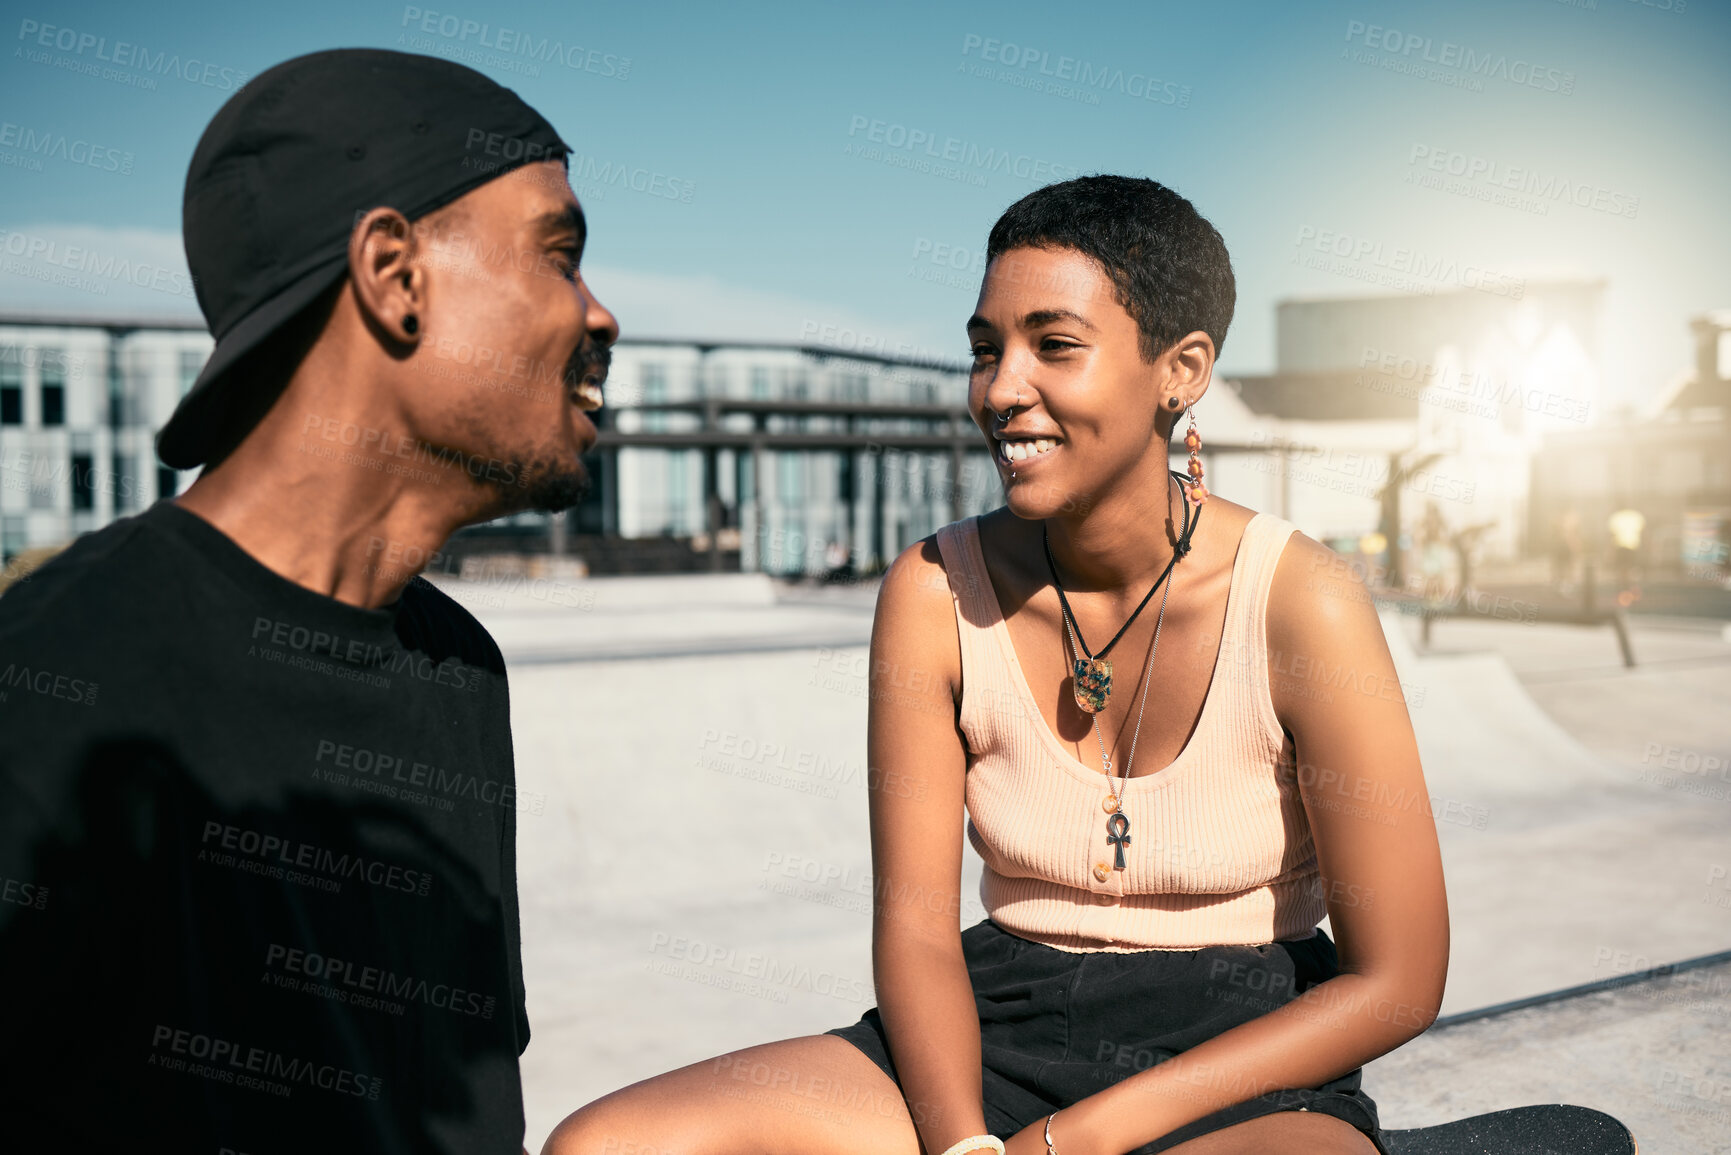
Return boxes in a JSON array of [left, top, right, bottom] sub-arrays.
[[937, 1135, 1005, 1155]]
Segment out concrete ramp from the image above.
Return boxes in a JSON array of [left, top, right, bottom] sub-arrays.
[[1377, 611, 1631, 810]]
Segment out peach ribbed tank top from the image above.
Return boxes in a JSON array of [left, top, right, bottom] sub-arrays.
[[937, 512, 1322, 952]]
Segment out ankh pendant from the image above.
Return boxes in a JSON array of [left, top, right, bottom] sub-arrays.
[[1073, 657, 1112, 714], [1106, 811, 1132, 870]]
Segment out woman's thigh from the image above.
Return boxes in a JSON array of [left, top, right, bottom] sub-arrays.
[[1162, 1109, 1380, 1155], [541, 1034, 923, 1155]]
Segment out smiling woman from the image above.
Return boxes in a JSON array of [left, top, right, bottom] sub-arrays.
[[540, 176, 1451, 1155]]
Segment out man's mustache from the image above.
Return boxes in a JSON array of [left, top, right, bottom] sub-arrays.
[[567, 338, 611, 386], [564, 338, 611, 410]]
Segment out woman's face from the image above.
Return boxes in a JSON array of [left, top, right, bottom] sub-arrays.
[[966, 245, 1209, 521]]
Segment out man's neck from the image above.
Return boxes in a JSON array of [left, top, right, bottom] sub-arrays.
[[173, 379, 501, 609], [174, 478, 470, 610]]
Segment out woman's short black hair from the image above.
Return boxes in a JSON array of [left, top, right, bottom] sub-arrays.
[[985, 174, 1236, 363]]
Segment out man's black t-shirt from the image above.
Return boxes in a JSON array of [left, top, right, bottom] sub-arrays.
[[0, 500, 532, 1153]]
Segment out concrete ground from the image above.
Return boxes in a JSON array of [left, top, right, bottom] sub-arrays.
[[427, 574, 1731, 1152]]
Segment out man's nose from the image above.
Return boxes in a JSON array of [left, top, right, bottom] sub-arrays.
[[581, 277, 620, 346]]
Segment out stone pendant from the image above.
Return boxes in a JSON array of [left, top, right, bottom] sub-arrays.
[[1073, 657, 1112, 714]]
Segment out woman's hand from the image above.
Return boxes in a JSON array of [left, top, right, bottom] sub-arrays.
[[1003, 1117, 1052, 1155]]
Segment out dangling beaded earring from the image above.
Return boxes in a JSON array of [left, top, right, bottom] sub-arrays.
[[1182, 406, 1208, 506]]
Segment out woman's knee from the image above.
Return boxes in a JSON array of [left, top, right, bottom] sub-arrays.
[[542, 1098, 689, 1155]]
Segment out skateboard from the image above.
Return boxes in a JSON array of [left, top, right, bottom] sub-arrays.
[[1382, 1104, 1638, 1154]]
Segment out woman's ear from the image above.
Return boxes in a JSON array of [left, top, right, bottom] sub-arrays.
[[1168, 330, 1216, 401], [1154, 330, 1215, 435]]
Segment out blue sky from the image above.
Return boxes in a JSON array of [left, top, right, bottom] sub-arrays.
[[3, 0, 1726, 407]]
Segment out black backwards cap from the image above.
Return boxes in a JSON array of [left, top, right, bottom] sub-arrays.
[[158, 48, 570, 469]]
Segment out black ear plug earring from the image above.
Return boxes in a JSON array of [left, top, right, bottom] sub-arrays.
[[402, 314, 419, 336], [1167, 396, 1180, 409]]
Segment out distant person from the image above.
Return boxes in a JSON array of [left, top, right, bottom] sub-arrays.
[[0, 49, 617, 1153], [1607, 505, 1645, 601], [1417, 500, 1452, 606], [1552, 508, 1583, 597], [546, 176, 1446, 1154]]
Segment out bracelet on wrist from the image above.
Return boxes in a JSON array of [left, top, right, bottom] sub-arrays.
[[1044, 1110, 1061, 1155], [938, 1135, 1005, 1155]]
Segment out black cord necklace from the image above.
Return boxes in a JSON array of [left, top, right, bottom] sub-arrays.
[[1042, 471, 1200, 714]]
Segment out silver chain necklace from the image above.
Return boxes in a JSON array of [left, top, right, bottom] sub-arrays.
[[1051, 474, 1196, 873], [1059, 569, 1172, 871]]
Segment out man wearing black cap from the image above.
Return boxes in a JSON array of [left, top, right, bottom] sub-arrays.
[[0, 49, 615, 1153]]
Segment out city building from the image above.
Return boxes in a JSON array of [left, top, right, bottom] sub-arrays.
[[1529, 309, 1731, 585], [0, 313, 1006, 575], [7, 284, 1641, 589], [1201, 281, 1605, 589], [0, 312, 209, 559]]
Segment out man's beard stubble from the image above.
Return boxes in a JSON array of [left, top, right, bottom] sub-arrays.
[[503, 335, 611, 513]]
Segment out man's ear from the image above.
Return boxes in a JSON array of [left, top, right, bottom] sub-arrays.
[[348, 207, 424, 348]]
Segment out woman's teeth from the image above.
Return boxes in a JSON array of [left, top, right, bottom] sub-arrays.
[[999, 438, 1057, 463]]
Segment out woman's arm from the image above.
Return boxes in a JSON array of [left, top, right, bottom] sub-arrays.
[[1015, 533, 1450, 1155], [867, 536, 994, 1153]]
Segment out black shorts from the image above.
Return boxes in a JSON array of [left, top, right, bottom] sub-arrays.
[[826, 918, 1389, 1154]]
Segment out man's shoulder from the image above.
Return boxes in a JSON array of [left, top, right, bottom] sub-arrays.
[[397, 575, 507, 676], [0, 510, 174, 640]]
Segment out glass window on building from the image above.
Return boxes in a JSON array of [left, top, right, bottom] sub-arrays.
[[27, 455, 55, 510], [778, 451, 803, 505], [0, 349, 21, 425], [668, 451, 688, 531], [642, 363, 667, 432], [750, 366, 770, 399], [2, 515, 26, 561], [178, 348, 205, 396], [112, 453, 136, 512], [40, 351, 66, 427], [70, 453, 94, 511]]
